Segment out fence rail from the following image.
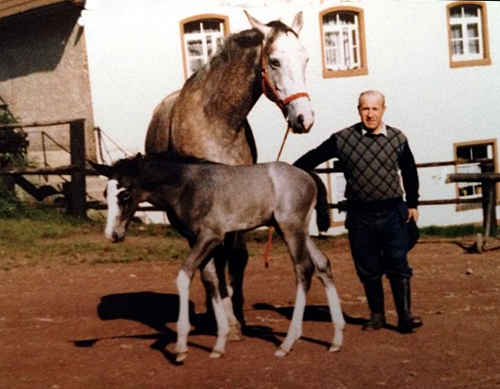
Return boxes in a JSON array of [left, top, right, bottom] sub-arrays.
[[0, 124, 498, 240]]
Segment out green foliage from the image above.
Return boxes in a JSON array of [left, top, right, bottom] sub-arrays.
[[0, 179, 25, 218], [419, 224, 484, 238]]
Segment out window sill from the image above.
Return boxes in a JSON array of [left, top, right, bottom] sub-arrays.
[[322, 67, 369, 79], [450, 57, 492, 68]]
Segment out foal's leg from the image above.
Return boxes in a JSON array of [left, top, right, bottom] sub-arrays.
[[176, 232, 222, 363], [276, 231, 314, 357], [306, 236, 345, 352]]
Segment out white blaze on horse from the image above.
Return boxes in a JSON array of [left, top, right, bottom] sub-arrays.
[[92, 154, 344, 363], [144, 11, 316, 338]]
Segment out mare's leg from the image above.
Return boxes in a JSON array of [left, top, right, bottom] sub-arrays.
[[226, 232, 248, 337], [200, 259, 230, 358], [306, 236, 345, 352], [202, 236, 242, 341], [176, 232, 222, 363], [275, 229, 314, 357]]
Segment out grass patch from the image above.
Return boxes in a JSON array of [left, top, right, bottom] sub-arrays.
[[0, 205, 489, 270], [419, 224, 484, 239], [0, 206, 187, 270]]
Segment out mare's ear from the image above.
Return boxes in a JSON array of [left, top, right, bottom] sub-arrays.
[[89, 161, 114, 178], [244, 10, 272, 37], [291, 11, 303, 35]]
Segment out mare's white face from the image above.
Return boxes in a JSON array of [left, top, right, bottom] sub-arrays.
[[105, 179, 134, 243], [247, 11, 314, 134], [268, 30, 314, 133]]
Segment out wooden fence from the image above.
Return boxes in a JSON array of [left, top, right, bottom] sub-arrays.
[[0, 121, 498, 241], [0, 119, 92, 219]]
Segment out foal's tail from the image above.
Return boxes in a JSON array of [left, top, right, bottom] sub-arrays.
[[308, 171, 331, 233]]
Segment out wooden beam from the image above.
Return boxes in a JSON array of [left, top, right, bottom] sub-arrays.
[[446, 173, 500, 183], [0, 118, 85, 130]]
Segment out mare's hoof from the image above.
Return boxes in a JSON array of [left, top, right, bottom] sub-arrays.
[[329, 344, 342, 353], [227, 331, 243, 342], [210, 350, 224, 359], [175, 352, 187, 364], [227, 325, 243, 341], [274, 348, 288, 357]]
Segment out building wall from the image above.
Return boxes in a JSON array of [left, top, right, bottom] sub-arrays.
[[0, 0, 84, 19], [0, 3, 96, 167], [82, 0, 500, 229]]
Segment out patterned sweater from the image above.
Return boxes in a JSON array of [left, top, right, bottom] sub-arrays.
[[294, 123, 419, 211]]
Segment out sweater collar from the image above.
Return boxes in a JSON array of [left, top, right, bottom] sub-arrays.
[[361, 122, 387, 137]]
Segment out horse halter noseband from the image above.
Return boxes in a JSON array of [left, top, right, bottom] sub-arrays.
[[260, 29, 310, 119]]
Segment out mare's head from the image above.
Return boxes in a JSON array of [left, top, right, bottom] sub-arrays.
[[246, 11, 314, 134], [91, 155, 146, 243]]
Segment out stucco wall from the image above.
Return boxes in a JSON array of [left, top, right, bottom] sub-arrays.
[[0, 4, 96, 167]]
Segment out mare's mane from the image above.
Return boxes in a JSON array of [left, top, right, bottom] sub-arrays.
[[187, 19, 296, 86]]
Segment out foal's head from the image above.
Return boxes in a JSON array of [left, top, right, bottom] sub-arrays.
[[91, 155, 145, 243], [246, 11, 314, 134]]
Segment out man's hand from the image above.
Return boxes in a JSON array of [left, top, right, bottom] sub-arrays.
[[408, 208, 419, 223]]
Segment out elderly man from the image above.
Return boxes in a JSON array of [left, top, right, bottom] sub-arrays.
[[294, 90, 422, 333]]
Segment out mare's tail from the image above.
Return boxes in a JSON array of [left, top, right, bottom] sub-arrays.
[[308, 171, 331, 233]]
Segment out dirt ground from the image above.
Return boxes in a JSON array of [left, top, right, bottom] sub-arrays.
[[1, 235, 499, 389]]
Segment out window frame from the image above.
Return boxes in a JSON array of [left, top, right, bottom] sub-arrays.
[[179, 14, 230, 80], [453, 138, 498, 211], [446, 2, 491, 68], [319, 6, 368, 79]]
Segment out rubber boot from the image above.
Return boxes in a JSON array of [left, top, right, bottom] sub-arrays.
[[362, 280, 386, 331], [390, 277, 423, 333]]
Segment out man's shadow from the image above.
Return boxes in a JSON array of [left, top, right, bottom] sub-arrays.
[[252, 303, 398, 331]]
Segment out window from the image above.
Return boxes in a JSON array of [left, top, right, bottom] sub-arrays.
[[454, 139, 498, 210], [180, 15, 229, 79], [447, 2, 491, 68], [319, 7, 368, 78]]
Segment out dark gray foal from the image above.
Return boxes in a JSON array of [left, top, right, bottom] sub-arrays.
[[92, 154, 344, 363]]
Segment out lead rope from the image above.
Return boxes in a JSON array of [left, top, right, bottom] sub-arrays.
[[263, 124, 291, 268]]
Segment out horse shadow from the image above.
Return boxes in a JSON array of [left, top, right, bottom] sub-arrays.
[[71, 293, 398, 365], [72, 292, 220, 365]]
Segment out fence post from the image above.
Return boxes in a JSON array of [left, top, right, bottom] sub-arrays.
[[69, 120, 87, 219], [481, 161, 497, 238]]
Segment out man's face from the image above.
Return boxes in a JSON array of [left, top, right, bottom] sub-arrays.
[[358, 93, 386, 132]]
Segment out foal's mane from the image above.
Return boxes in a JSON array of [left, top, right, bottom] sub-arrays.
[[147, 152, 214, 166], [111, 152, 215, 178]]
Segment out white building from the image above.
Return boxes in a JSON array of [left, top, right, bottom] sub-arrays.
[[1, 0, 499, 231]]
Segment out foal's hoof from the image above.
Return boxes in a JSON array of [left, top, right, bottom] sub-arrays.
[[175, 352, 187, 364], [329, 344, 342, 353], [274, 348, 288, 357], [210, 349, 224, 359]]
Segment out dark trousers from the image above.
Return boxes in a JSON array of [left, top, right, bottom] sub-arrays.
[[346, 202, 413, 283]]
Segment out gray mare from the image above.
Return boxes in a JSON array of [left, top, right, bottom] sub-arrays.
[[144, 11, 315, 338]]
